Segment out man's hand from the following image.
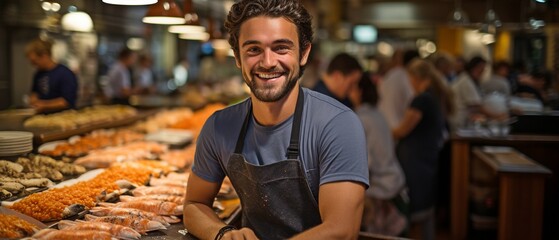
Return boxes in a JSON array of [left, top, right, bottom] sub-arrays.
[[30, 101, 47, 113], [220, 228, 259, 240], [28, 97, 69, 113]]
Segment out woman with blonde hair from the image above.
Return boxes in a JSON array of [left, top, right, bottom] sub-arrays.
[[392, 59, 454, 240]]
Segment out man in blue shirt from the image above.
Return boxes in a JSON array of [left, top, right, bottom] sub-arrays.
[[312, 53, 363, 109], [105, 48, 137, 105], [26, 38, 78, 113], [183, 0, 369, 239]]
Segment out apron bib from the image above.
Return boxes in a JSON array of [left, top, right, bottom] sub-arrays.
[[226, 88, 322, 239]]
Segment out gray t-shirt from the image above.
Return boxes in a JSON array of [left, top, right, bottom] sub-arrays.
[[105, 62, 131, 98], [192, 88, 369, 199]]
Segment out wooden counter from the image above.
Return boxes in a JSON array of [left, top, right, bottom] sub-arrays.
[[0, 108, 158, 146], [450, 133, 559, 240], [472, 147, 550, 240]]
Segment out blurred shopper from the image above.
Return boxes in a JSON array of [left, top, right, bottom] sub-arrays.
[[450, 56, 506, 129], [378, 49, 420, 128], [431, 52, 458, 227], [433, 52, 457, 83], [25, 38, 78, 113], [515, 70, 552, 105], [481, 60, 512, 96], [312, 52, 363, 109], [454, 55, 466, 76], [509, 60, 530, 93], [134, 53, 156, 95], [392, 59, 453, 240], [349, 73, 407, 236], [198, 46, 239, 83], [105, 47, 137, 105]]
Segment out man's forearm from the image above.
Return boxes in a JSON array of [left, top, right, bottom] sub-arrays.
[[183, 202, 226, 240], [33, 97, 69, 112]]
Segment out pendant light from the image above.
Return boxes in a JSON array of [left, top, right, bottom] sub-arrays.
[[61, 6, 94, 32], [168, 0, 206, 34], [102, 0, 157, 5], [449, 0, 469, 25], [143, 0, 185, 25], [479, 0, 500, 45], [179, 32, 210, 41], [483, 0, 501, 32]]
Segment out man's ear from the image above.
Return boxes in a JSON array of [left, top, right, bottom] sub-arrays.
[[299, 44, 312, 66]]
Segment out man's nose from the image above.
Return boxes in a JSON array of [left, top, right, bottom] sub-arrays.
[[260, 49, 278, 68]]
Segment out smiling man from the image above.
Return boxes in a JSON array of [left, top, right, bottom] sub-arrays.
[[183, 0, 369, 239]]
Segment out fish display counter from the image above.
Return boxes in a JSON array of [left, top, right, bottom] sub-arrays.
[[0, 103, 237, 239]]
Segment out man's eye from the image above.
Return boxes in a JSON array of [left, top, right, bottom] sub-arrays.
[[247, 47, 261, 54], [274, 46, 290, 53]]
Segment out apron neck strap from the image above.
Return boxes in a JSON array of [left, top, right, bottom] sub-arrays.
[[286, 87, 304, 159], [234, 87, 304, 159], [234, 104, 252, 154]]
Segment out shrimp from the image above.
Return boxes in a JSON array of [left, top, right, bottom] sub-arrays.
[[57, 220, 141, 240]]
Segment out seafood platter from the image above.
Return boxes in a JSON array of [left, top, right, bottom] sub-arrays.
[[0, 104, 237, 239]]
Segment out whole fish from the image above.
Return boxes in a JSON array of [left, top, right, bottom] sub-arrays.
[[88, 207, 178, 225], [84, 214, 166, 234], [149, 177, 187, 188], [33, 229, 116, 240], [58, 220, 141, 240], [132, 186, 185, 197], [120, 195, 184, 205], [98, 201, 183, 216]]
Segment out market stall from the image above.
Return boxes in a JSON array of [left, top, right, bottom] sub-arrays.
[[0, 104, 237, 239]]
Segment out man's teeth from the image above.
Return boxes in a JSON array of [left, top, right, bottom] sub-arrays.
[[257, 73, 282, 79]]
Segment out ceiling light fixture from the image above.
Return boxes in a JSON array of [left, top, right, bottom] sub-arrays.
[[182, 0, 198, 24], [168, 0, 206, 34], [143, 0, 185, 25], [102, 0, 157, 5], [169, 25, 206, 34], [485, 9, 501, 28], [449, 0, 469, 25], [42, 2, 61, 12], [61, 11, 94, 32], [179, 32, 210, 41], [529, 18, 545, 29]]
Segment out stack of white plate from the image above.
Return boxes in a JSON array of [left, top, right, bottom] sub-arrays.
[[0, 131, 33, 157]]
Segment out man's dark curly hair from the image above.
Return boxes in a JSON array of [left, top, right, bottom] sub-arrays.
[[224, 0, 313, 58]]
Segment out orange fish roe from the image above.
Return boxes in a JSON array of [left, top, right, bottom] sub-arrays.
[[170, 103, 226, 140], [10, 165, 151, 221], [0, 213, 37, 238]]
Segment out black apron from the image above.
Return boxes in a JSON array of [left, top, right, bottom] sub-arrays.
[[226, 88, 322, 239]]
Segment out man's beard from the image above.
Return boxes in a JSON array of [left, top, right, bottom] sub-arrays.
[[245, 66, 304, 102]]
